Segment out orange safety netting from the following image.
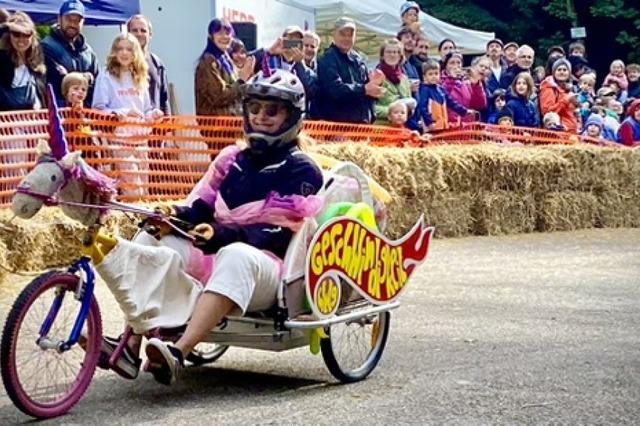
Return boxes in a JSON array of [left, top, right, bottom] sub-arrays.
[[0, 108, 623, 207], [426, 122, 614, 147], [0, 108, 410, 206]]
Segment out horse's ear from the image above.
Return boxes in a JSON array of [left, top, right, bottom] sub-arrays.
[[36, 139, 52, 156], [61, 151, 82, 169]]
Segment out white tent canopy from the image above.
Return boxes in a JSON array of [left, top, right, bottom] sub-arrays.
[[287, 0, 495, 56]]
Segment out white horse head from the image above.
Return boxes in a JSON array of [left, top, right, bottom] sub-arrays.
[[11, 85, 117, 225]]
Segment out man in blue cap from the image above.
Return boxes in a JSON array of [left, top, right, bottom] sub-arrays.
[[42, 0, 99, 106]]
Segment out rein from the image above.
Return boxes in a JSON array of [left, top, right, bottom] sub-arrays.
[[13, 187, 195, 241]]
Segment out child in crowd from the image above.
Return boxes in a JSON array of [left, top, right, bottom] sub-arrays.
[[487, 88, 506, 124], [590, 105, 618, 141], [229, 39, 247, 70], [62, 72, 88, 109], [617, 99, 640, 146], [627, 63, 640, 101], [543, 112, 566, 131], [418, 59, 469, 132], [387, 98, 429, 145], [496, 109, 514, 127], [604, 59, 628, 91], [582, 113, 604, 139], [577, 73, 596, 122], [506, 72, 539, 128], [399, 1, 422, 33], [387, 98, 416, 128], [61, 72, 101, 160], [92, 33, 164, 197], [568, 41, 586, 58]]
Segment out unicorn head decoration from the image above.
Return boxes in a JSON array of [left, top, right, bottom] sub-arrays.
[[11, 85, 117, 225]]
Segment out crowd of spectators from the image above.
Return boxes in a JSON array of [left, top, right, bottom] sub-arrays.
[[0, 0, 639, 147]]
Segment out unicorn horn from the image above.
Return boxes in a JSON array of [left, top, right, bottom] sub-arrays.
[[46, 84, 69, 160], [262, 52, 272, 77]]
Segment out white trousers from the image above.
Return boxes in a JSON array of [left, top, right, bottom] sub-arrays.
[[96, 232, 281, 333]]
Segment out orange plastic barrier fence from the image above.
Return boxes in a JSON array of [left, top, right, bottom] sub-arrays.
[[427, 122, 614, 147], [0, 108, 410, 206], [0, 108, 624, 207]]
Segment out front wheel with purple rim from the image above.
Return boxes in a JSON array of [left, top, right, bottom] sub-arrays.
[[0, 271, 102, 419]]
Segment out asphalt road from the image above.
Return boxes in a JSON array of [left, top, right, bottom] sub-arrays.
[[1, 228, 639, 425]]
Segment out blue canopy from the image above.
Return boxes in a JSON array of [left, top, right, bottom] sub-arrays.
[[0, 0, 140, 25]]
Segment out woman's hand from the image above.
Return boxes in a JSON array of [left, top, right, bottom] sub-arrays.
[[126, 108, 144, 119], [154, 203, 176, 217], [188, 223, 215, 245], [238, 56, 256, 82], [148, 108, 164, 120], [268, 37, 284, 55]]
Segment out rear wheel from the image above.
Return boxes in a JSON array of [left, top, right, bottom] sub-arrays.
[[0, 271, 102, 419], [321, 309, 390, 383]]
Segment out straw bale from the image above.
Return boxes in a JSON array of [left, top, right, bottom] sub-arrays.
[[596, 191, 640, 228], [386, 191, 473, 239], [538, 191, 599, 232], [0, 207, 143, 273], [544, 145, 635, 192], [312, 144, 445, 197], [472, 191, 537, 235]]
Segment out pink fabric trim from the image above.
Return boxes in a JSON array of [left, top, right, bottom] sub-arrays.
[[214, 191, 324, 232], [186, 144, 241, 206]]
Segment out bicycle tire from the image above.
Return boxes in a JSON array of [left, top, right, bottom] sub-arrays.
[[0, 271, 102, 419]]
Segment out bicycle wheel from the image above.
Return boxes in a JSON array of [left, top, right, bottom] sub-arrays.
[[321, 310, 390, 383], [185, 343, 229, 366], [1, 271, 102, 419]]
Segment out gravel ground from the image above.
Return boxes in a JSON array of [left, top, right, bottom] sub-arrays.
[[0, 228, 639, 425]]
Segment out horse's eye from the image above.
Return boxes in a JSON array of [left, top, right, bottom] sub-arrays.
[[51, 175, 57, 182]]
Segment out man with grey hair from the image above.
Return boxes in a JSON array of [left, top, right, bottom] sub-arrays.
[[501, 44, 535, 89], [302, 31, 321, 71], [314, 16, 384, 123], [127, 14, 170, 115]]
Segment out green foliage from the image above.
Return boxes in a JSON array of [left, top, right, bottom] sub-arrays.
[[36, 24, 51, 40], [416, 0, 639, 68]]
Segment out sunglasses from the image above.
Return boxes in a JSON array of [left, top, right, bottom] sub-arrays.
[[246, 100, 285, 117], [10, 31, 33, 39]]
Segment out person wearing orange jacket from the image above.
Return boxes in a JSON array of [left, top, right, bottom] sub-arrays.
[[539, 58, 580, 133]]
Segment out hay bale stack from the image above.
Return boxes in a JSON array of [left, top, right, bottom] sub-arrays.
[[0, 208, 143, 272], [472, 191, 537, 235], [312, 143, 639, 238], [538, 191, 599, 232]]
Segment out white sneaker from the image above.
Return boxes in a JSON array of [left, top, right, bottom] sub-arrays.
[[145, 338, 184, 385]]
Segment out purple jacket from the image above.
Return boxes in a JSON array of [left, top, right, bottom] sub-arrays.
[[441, 73, 487, 124], [175, 145, 323, 257]]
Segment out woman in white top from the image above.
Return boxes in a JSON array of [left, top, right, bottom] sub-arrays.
[[0, 12, 46, 177], [92, 33, 163, 197]]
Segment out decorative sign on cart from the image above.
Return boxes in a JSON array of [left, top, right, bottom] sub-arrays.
[[305, 216, 433, 318]]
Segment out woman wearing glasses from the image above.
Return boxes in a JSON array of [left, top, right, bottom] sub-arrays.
[[0, 12, 46, 111], [91, 69, 323, 386]]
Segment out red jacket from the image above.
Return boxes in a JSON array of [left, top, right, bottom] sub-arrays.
[[539, 76, 578, 133]]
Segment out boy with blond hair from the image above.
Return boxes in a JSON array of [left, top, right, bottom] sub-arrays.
[[62, 72, 89, 109]]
